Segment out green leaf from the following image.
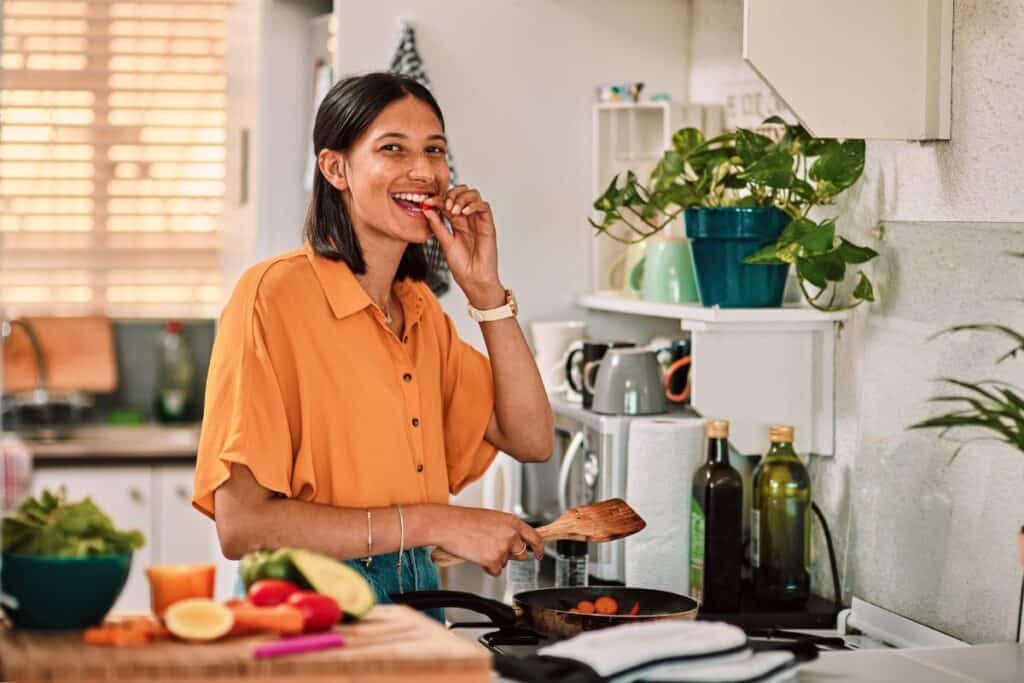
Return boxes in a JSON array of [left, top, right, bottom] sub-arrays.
[[777, 218, 817, 246], [672, 128, 705, 156], [790, 178, 816, 202], [743, 243, 786, 265], [809, 139, 866, 196], [853, 272, 875, 301], [836, 237, 878, 264], [735, 128, 774, 165], [798, 250, 846, 287], [797, 220, 836, 256], [738, 149, 795, 189]]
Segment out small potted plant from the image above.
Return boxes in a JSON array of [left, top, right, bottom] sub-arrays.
[[590, 117, 879, 310]]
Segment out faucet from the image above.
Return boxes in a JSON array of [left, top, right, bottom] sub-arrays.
[[1, 318, 50, 417]]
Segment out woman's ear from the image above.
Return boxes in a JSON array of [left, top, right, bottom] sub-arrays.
[[318, 149, 348, 191]]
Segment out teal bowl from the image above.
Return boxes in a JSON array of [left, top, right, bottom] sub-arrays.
[[1, 553, 131, 630]]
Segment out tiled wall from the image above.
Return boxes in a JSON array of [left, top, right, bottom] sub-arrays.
[[95, 320, 216, 423]]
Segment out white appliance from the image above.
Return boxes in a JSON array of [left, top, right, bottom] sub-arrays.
[[520, 395, 696, 583]]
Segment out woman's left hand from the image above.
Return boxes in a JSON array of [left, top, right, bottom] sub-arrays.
[[422, 186, 505, 306]]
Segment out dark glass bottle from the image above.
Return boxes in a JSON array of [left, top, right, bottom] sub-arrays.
[[752, 425, 811, 606], [690, 419, 743, 612]]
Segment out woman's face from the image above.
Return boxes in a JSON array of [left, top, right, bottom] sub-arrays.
[[339, 95, 450, 246]]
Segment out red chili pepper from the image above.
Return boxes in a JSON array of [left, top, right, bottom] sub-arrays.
[[420, 201, 433, 212]]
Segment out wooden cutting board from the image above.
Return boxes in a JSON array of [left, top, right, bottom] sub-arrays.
[[0, 606, 492, 683]]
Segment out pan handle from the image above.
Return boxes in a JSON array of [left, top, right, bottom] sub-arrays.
[[389, 590, 518, 627]]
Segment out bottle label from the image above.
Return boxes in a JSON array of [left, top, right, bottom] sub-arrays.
[[689, 498, 705, 601], [161, 389, 187, 417], [751, 508, 761, 569]]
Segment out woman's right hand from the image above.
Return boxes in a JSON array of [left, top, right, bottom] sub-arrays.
[[435, 506, 544, 576]]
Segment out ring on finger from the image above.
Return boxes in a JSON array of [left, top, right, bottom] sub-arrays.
[[513, 542, 528, 556]]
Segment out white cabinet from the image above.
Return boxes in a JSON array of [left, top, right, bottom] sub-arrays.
[[31, 464, 220, 614], [743, 0, 953, 140], [154, 467, 217, 567], [31, 467, 156, 614]]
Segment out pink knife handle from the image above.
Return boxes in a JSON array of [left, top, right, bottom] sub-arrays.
[[253, 632, 345, 659]]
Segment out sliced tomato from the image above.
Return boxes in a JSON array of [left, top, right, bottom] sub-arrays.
[[248, 579, 301, 607], [286, 591, 342, 632]]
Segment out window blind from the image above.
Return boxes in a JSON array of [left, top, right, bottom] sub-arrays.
[[0, 0, 233, 319]]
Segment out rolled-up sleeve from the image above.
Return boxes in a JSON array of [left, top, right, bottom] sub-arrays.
[[439, 312, 498, 495], [192, 282, 296, 519]]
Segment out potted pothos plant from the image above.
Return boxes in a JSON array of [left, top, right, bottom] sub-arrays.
[[590, 116, 879, 310]]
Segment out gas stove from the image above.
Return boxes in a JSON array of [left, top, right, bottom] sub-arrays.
[[448, 595, 965, 661]]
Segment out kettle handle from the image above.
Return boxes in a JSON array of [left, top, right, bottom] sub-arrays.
[[557, 431, 585, 513]]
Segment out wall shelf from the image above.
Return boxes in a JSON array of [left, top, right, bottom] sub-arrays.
[[580, 290, 849, 457]]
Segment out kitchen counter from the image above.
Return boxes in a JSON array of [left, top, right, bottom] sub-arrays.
[[16, 424, 200, 466], [489, 642, 1022, 682]]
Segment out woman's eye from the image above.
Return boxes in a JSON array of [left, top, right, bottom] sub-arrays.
[[381, 143, 402, 152], [427, 146, 446, 155]]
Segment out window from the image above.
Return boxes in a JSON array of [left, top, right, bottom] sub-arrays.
[[0, 0, 232, 318]]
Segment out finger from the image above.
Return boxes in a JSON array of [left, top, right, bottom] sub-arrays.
[[449, 190, 481, 216], [422, 204, 455, 250], [518, 521, 545, 560], [509, 538, 529, 559], [459, 200, 491, 217], [444, 185, 472, 211]]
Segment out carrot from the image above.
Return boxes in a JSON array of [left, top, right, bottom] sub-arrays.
[[229, 602, 304, 636], [594, 596, 618, 615], [83, 617, 166, 648], [575, 600, 596, 614], [628, 601, 640, 616]]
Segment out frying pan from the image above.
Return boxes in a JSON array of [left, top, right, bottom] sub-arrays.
[[391, 587, 699, 639]]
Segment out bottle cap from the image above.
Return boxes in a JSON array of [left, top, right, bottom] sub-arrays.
[[706, 419, 729, 439], [556, 539, 588, 557], [166, 320, 183, 334], [769, 425, 795, 443]]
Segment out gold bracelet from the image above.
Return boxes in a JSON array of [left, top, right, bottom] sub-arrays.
[[362, 510, 373, 567]]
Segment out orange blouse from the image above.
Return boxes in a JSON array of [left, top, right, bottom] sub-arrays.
[[192, 242, 497, 519]]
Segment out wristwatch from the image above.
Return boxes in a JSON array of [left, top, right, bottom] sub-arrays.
[[467, 289, 518, 322]]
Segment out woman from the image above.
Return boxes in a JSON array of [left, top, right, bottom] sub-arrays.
[[192, 72, 553, 621]]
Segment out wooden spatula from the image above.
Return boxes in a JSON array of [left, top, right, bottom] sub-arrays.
[[430, 498, 646, 568]]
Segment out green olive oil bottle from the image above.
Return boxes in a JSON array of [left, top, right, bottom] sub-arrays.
[[689, 419, 743, 612], [752, 425, 811, 606]]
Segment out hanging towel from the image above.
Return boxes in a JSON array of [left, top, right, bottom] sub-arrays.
[[389, 21, 452, 297]]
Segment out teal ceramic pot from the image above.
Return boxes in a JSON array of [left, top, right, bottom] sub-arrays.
[[685, 207, 791, 308], [1, 553, 131, 629]]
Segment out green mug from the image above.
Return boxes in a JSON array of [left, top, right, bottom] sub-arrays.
[[628, 239, 699, 304]]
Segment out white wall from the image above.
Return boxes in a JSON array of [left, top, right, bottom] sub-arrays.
[[689, 0, 1024, 643], [333, 0, 691, 349]]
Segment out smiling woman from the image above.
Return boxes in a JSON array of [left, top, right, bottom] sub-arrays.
[[193, 72, 553, 623]]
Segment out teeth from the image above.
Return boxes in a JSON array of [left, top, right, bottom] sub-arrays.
[[392, 193, 430, 202]]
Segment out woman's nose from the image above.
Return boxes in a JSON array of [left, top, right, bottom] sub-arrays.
[[408, 154, 435, 182]]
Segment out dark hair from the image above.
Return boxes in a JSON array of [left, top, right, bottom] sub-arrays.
[[304, 72, 446, 281]]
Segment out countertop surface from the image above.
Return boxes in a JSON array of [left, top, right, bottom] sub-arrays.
[[10, 424, 200, 463], [491, 642, 1023, 682]]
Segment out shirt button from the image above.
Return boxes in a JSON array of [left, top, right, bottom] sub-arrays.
[[412, 418, 420, 427], [416, 464, 424, 473], [403, 373, 413, 382]]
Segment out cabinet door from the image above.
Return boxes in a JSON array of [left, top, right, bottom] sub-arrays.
[[31, 467, 155, 614], [153, 466, 220, 566]]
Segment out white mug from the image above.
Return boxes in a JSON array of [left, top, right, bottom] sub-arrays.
[[530, 321, 586, 395]]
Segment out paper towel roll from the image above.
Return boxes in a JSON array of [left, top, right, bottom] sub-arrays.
[[625, 416, 705, 596]]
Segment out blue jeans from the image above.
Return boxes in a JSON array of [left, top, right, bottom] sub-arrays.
[[342, 547, 445, 624]]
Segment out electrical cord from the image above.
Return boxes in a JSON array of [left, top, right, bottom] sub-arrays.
[[1017, 572, 1022, 644], [811, 502, 842, 612]]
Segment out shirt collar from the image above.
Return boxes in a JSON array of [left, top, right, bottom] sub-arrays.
[[304, 242, 426, 326]]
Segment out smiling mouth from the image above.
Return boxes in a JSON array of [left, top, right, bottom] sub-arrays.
[[392, 192, 433, 215]]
